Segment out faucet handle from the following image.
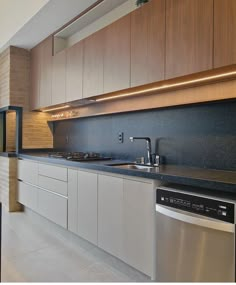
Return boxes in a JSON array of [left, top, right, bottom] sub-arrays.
[[135, 157, 145, 164], [152, 154, 160, 166]]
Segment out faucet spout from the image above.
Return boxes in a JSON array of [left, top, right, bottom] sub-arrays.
[[129, 137, 153, 165]]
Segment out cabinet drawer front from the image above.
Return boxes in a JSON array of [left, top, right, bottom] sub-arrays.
[[18, 160, 38, 185], [38, 175, 67, 197], [38, 163, 67, 181], [18, 181, 38, 211], [38, 189, 67, 229]]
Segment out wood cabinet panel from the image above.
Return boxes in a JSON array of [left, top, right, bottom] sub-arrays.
[[166, 0, 213, 79], [131, 0, 165, 87], [52, 50, 66, 105], [66, 41, 83, 102], [40, 37, 52, 108], [77, 171, 98, 245], [214, 0, 236, 67], [83, 30, 104, 98], [98, 175, 123, 259], [104, 14, 131, 93], [123, 179, 155, 277]]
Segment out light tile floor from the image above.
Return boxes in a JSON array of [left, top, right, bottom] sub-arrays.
[[1, 208, 151, 282]]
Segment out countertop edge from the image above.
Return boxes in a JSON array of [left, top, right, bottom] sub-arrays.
[[18, 153, 236, 194]]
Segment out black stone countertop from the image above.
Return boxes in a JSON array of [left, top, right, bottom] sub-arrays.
[[18, 152, 236, 194], [0, 152, 18, 158]]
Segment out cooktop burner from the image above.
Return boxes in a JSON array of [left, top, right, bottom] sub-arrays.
[[48, 152, 111, 161]]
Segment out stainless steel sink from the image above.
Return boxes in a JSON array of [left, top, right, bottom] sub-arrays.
[[108, 163, 156, 170]]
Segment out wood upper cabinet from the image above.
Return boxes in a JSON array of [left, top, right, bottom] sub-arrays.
[[104, 14, 131, 94], [83, 30, 104, 98], [30, 37, 52, 110], [52, 50, 66, 105], [131, 0, 165, 87], [165, 0, 213, 79], [214, 0, 236, 68], [66, 41, 83, 102], [30, 43, 41, 110], [40, 37, 52, 108]]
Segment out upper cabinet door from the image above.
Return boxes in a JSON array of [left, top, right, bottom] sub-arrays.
[[30, 43, 41, 110], [40, 37, 52, 108], [131, 0, 165, 87], [52, 50, 66, 105], [166, 0, 213, 79], [214, 0, 236, 68], [83, 30, 104, 98], [66, 41, 83, 102], [104, 14, 131, 94]]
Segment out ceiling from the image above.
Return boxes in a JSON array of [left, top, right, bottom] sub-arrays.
[[0, 0, 98, 53]]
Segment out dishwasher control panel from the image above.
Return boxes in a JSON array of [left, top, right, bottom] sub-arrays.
[[156, 188, 235, 223]]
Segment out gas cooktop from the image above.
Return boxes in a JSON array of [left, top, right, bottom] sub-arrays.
[[48, 152, 112, 162]]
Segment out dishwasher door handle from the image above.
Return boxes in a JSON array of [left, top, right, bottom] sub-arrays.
[[156, 204, 234, 233]]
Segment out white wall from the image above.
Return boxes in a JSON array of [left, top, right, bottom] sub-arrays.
[[0, 0, 49, 49]]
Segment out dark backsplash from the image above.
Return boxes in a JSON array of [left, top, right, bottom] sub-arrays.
[[53, 101, 236, 171]]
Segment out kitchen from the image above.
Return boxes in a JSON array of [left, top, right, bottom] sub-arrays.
[[0, 0, 236, 282]]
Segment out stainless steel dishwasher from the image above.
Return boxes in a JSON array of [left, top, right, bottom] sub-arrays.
[[156, 184, 235, 282]]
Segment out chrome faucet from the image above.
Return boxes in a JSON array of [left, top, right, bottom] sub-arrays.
[[129, 137, 153, 165]]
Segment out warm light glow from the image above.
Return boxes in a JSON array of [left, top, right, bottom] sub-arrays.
[[42, 105, 70, 112], [95, 71, 236, 102]]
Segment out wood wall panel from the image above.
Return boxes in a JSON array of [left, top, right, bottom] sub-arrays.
[[10, 47, 30, 109], [0, 156, 22, 212], [0, 48, 10, 107], [0, 46, 53, 150]]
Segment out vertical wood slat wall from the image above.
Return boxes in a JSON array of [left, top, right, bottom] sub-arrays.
[[0, 46, 53, 211]]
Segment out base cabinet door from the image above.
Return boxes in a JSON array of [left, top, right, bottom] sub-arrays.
[[123, 179, 155, 277], [98, 175, 123, 259], [77, 171, 98, 245], [18, 181, 38, 211], [68, 169, 78, 234], [37, 189, 67, 229]]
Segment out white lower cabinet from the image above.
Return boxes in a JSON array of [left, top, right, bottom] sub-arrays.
[[98, 175, 123, 259], [77, 170, 98, 245], [18, 159, 155, 278], [18, 159, 38, 185], [37, 189, 67, 229], [18, 181, 38, 211], [123, 179, 155, 277], [68, 169, 78, 234], [97, 174, 155, 278]]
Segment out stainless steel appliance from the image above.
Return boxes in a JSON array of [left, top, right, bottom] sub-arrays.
[[156, 184, 235, 282], [48, 151, 112, 162]]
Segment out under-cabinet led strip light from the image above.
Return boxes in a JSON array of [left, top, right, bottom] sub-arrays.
[[94, 71, 236, 102], [42, 105, 70, 112]]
